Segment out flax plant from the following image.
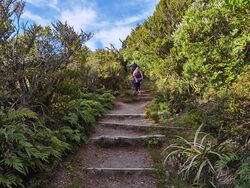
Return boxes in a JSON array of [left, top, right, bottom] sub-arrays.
[[163, 125, 222, 186]]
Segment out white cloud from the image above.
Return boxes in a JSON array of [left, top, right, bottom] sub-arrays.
[[88, 26, 132, 50], [115, 14, 145, 26], [24, 0, 160, 50], [85, 40, 98, 51], [25, 0, 59, 10], [60, 8, 97, 31], [25, 0, 43, 5], [120, 0, 159, 9], [49, 0, 60, 11], [131, 0, 160, 4], [22, 10, 50, 26], [98, 0, 160, 50]]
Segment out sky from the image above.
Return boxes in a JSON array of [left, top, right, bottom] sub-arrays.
[[21, 0, 160, 50]]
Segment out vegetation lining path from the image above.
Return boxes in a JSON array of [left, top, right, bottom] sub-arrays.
[[50, 91, 172, 188]]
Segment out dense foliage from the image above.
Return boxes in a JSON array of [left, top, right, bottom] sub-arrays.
[[0, 1, 118, 187], [1, 0, 249, 187], [122, 0, 249, 187], [87, 49, 126, 90]]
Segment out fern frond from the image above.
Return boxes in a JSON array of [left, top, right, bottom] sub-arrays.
[[63, 113, 79, 125], [3, 108, 38, 122], [215, 153, 239, 170], [236, 163, 250, 187], [1, 154, 27, 175], [0, 172, 24, 188]]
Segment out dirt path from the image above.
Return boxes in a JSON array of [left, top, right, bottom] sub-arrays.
[[50, 91, 166, 188]]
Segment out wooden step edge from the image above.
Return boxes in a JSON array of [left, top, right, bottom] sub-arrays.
[[136, 96, 154, 100], [137, 93, 151, 97], [92, 134, 166, 140], [140, 89, 155, 93], [86, 167, 155, 171], [91, 135, 166, 147], [85, 167, 155, 175], [99, 122, 190, 131], [138, 93, 150, 95], [103, 114, 146, 118]]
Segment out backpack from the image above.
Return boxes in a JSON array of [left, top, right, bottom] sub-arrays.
[[134, 70, 142, 83], [134, 70, 142, 78]]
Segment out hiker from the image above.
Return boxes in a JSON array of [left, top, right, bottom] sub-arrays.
[[133, 66, 143, 94]]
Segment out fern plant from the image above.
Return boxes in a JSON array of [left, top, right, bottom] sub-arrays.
[[0, 108, 69, 188], [216, 146, 250, 187], [61, 92, 115, 144], [236, 163, 250, 187]]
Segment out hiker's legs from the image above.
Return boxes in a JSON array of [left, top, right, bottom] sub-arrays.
[[138, 82, 141, 92], [135, 83, 140, 93], [131, 79, 134, 90]]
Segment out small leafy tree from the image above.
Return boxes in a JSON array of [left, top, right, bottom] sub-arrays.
[[0, 0, 92, 107]]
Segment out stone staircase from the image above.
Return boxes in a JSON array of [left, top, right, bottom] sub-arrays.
[[50, 91, 186, 188], [80, 92, 163, 188]]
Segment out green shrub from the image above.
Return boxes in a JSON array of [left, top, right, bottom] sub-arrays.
[[56, 81, 81, 99], [87, 49, 126, 91], [201, 70, 250, 143], [173, 0, 249, 96], [215, 143, 250, 187], [174, 109, 203, 129], [0, 108, 69, 188], [0, 91, 115, 187], [145, 97, 170, 123], [236, 163, 250, 187], [145, 94, 195, 124], [80, 91, 115, 110]]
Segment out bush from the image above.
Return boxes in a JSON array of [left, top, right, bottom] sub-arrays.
[[174, 109, 203, 129], [201, 70, 250, 143], [0, 91, 115, 187], [145, 97, 170, 123], [87, 49, 126, 91], [0, 108, 69, 188], [173, 0, 249, 96]]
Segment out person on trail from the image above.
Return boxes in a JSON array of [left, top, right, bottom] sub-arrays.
[[133, 66, 143, 94]]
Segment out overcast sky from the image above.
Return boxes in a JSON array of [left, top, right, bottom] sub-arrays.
[[21, 0, 159, 50]]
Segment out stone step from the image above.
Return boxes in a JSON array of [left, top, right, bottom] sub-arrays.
[[79, 145, 154, 169], [94, 126, 146, 137], [103, 113, 146, 119], [91, 134, 165, 147], [81, 170, 157, 188], [85, 167, 154, 175], [137, 93, 150, 97], [134, 96, 154, 101], [140, 89, 154, 93], [99, 121, 188, 132]]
